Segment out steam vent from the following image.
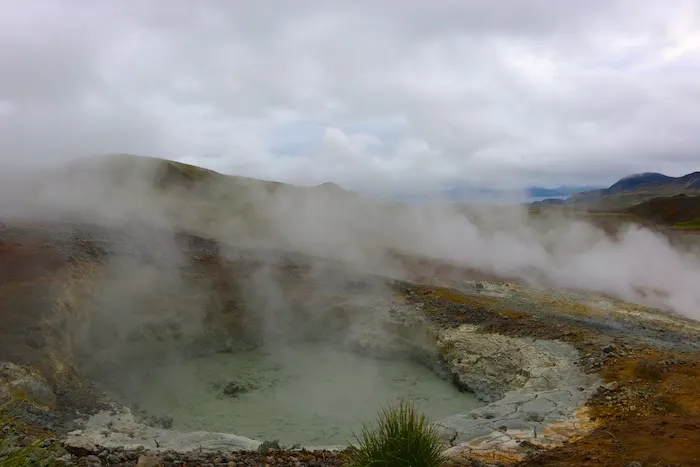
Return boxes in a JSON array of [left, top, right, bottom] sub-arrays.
[[1, 158, 700, 466]]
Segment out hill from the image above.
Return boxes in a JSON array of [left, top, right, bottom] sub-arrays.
[[567, 171, 700, 209], [621, 193, 700, 228], [526, 185, 604, 198], [63, 153, 304, 198], [0, 154, 366, 253], [529, 198, 567, 207], [606, 172, 674, 194]]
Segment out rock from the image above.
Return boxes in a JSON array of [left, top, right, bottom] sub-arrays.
[[137, 454, 163, 467], [437, 324, 586, 402], [85, 454, 102, 466], [41, 438, 56, 448], [216, 379, 255, 398], [153, 415, 174, 429], [64, 439, 97, 457], [434, 423, 459, 446], [54, 454, 75, 466], [4, 370, 56, 407]]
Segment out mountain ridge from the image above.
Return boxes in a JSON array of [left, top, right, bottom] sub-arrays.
[[564, 171, 700, 208]]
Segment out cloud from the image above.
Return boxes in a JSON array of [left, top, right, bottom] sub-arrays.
[[1, 0, 699, 190]]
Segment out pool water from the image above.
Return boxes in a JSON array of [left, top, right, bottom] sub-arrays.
[[126, 343, 482, 446]]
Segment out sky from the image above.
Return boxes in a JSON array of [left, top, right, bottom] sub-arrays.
[[1, 0, 699, 194]]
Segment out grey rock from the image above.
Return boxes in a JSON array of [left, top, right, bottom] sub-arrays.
[[433, 424, 458, 445], [1, 363, 56, 407], [136, 454, 162, 467], [518, 398, 557, 415], [496, 420, 537, 433], [85, 454, 102, 466]]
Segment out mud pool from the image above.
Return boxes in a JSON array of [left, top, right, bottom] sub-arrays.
[[114, 344, 482, 446]]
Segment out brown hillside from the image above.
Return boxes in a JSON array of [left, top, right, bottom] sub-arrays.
[[622, 194, 700, 225]]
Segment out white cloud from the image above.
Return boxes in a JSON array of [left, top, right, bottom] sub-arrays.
[[1, 0, 699, 191]]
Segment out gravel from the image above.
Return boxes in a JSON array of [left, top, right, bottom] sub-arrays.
[[2, 423, 350, 467], [61, 445, 350, 467]]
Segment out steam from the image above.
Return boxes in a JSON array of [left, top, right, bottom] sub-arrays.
[[2, 154, 699, 324], [262, 187, 700, 318], [2, 154, 698, 440]]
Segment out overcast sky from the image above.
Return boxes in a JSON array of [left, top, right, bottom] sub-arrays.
[[1, 0, 699, 192]]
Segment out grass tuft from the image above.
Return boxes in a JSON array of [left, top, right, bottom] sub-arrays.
[[347, 399, 447, 467], [0, 399, 56, 467], [673, 218, 700, 229]]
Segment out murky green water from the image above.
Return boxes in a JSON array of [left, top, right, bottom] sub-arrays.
[[128, 344, 482, 446]]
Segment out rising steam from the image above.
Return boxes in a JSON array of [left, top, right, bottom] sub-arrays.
[[2, 153, 699, 323]]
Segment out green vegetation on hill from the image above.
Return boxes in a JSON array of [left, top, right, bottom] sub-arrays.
[[673, 218, 700, 229], [622, 194, 700, 227], [1, 400, 59, 466]]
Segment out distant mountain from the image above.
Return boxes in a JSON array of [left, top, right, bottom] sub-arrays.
[[568, 171, 700, 208], [526, 185, 604, 198], [605, 173, 673, 194], [385, 184, 603, 204], [529, 198, 567, 206], [437, 184, 602, 202]]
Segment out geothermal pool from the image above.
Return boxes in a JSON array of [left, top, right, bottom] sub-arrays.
[[121, 344, 482, 446]]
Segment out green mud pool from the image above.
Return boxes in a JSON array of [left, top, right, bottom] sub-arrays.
[[114, 343, 482, 446]]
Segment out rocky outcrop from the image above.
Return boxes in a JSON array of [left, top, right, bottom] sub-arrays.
[[65, 408, 262, 453], [437, 325, 593, 403], [433, 325, 600, 461], [0, 363, 57, 408]]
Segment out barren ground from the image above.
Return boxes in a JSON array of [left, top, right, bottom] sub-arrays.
[[2, 220, 700, 466]]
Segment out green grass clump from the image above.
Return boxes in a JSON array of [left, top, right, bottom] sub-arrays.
[[0, 400, 55, 467], [0, 439, 47, 467], [347, 399, 447, 467], [673, 218, 700, 229]]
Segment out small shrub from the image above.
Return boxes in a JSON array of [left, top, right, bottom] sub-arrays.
[[257, 439, 281, 453], [347, 399, 447, 467]]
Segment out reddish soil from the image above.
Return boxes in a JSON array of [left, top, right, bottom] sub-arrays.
[[521, 351, 700, 466]]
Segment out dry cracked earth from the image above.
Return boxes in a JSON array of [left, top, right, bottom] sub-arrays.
[[2, 219, 700, 466]]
